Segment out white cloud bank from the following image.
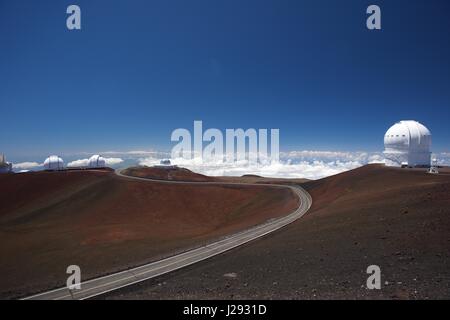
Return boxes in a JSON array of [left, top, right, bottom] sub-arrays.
[[67, 157, 124, 167], [13, 162, 42, 170], [138, 151, 380, 180], [67, 159, 89, 167], [10, 150, 449, 179], [91, 150, 169, 158], [104, 157, 124, 165], [138, 151, 450, 180]]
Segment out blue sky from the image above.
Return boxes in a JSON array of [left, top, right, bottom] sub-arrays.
[[1, 0, 449, 162]]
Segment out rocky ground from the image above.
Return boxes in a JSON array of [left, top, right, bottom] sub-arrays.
[[0, 169, 297, 299], [102, 165, 450, 299]]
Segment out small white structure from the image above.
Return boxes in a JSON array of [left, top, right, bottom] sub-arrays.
[[384, 120, 432, 167], [0, 154, 13, 173], [155, 159, 177, 169], [428, 157, 439, 174], [44, 155, 64, 171], [88, 155, 106, 168], [160, 159, 171, 166]]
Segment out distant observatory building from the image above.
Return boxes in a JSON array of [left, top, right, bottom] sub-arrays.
[[155, 159, 177, 169], [88, 155, 106, 168], [160, 159, 172, 166], [0, 154, 13, 173], [384, 120, 432, 167], [44, 155, 64, 171]]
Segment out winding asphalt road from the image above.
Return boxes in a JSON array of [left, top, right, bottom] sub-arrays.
[[23, 169, 312, 300]]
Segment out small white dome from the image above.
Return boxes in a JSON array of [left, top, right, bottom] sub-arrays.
[[383, 120, 432, 167], [44, 155, 64, 171], [88, 155, 106, 168], [160, 159, 171, 165]]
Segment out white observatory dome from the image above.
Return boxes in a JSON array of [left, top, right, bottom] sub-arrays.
[[44, 155, 64, 171], [88, 155, 106, 168], [383, 120, 431, 167]]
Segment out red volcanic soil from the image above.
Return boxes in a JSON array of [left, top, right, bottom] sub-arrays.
[[103, 165, 450, 300], [0, 169, 298, 299], [218, 175, 309, 185], [122, 166, 216, 182], [124, 166, 309, 185]]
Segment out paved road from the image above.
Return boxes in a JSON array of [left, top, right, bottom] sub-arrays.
[[23, 169, 312, 300]]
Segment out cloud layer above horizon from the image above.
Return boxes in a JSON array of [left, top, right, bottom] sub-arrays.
[[12, 157, 124, 170], [137, 151, 385, 180], [11, 150, 450, 180], [67, 157, 124, 167], [138, 150, 450, 180]]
